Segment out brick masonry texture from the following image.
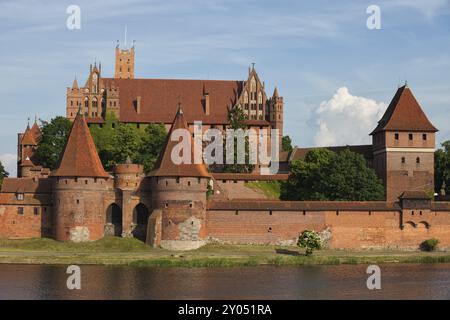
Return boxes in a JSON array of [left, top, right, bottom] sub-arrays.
[[2, 48, 449, 250]]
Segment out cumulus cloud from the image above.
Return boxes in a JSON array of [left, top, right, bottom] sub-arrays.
[[0, 153, 16, 178], [312, 87, 387, 147]]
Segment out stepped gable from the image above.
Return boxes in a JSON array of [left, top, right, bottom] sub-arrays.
[[52, 112, 109, 178]]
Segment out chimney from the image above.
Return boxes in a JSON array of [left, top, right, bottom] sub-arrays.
[[203, 92, 210, 115], [136, 96, 141, 114]]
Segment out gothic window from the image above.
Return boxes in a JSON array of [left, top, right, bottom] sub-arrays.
[[92, 73, 98, 93], [92, 98, 98, 109], [416, 157, 421, 164], [401, 157, 406, 164], [258, 92, 262, 104], [409, 133, 413, 140], [395, 133, 399, 140], [244, 91, 249, 103]]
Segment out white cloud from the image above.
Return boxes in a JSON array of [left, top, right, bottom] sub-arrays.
[[0, 153, 16, 178], [312, 87, 387, 147], [386, 0, 449, 19]]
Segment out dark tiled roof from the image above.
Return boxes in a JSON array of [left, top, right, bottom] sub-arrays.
[[208, 200, 400, 211], [52, 112, 109, 178], [431, 202, 450, 211], [151, 107, 211, 178], [102, 78, 243, 124], [212, 173, 289, 181], [0, 178, 52, 194], [371, 85, 438, 134], [399, 191, 431, 200], [289, 145, 373, 162]]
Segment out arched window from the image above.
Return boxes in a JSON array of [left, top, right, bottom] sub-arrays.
[[401, 157, 406, 164], [92, 98, 98, 109], [416, 157, 420, 164]]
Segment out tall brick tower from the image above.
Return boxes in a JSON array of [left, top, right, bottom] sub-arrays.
[[149, 107, 211, 250], [114, 41, 135, 79], [371, 84, 438, 201], [269, 87, 284, 145], [17, 120, 41, 177], [52, 110, 110, 242]]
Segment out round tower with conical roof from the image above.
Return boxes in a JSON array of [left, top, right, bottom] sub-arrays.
[[51, 111, 111, 242], [148, 107, 211, 250]]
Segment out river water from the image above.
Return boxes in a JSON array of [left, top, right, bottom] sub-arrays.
[[0, 263, 449, 299]]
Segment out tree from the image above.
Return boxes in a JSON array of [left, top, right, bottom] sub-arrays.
[[111, 123, 143, 165], [281, 148, 385, 201], [90, 112, 120, 170], [0, 161, 8, 187], [435, 141, 450, 195], [297, 230, 322, 256], [34, 117, 72, 170], [220, 106, 255, 173], [136, 123, 167, 173], [282, 135, 293, 153]]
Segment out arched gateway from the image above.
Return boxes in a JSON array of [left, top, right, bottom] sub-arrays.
[[105, 203, 122, 237], [132, 203, 150, 242]]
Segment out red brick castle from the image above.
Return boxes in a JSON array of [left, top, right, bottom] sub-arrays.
[[2, 44, 449, 250]]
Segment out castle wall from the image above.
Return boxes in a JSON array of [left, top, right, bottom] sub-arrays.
[[0, 193, 52, 239], [206, 204, 450, 249]]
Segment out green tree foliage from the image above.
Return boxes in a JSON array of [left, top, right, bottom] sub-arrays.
[[0, 161, 9, 187], [297, 230, 322, 256], [90, 113, 166, 172], [220, 105, 255, 173], [90, 112, 119, 170], [33, 116, 72, 170], [136, 123, 167, 173], [281, 148, 385, 201], [435, 141, 450, 194], [282, 135, 293, 153]]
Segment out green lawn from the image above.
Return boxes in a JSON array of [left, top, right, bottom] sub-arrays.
[[0, 238, 449, 267]]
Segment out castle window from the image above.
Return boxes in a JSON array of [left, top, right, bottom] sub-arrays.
[[176, 177, 180, 184], [416, 157, 420, 164], [18, 207, 24, 215], [188, 181, 191, 186], [401, 157, 406, 164], [409, 133, 413, 140], [16, 193, 24, 201], [77, 199, 80, 204], [34, 207, 40, 215], [268, 227, 272, 233], [422, 134, 427, 141], [395, 133, 399, 140], [85, 180, 88, 185], [70, 101, 73, 106]]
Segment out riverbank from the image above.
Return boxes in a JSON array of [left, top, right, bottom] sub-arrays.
[[0, 238, 449, 267]]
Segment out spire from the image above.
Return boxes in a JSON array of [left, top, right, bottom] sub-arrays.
[[273, 86, 279, 98], [371, 85, 438, 135], [152, 107, 210, 178], [52, 112, 109, 178], [21, 122, 37, 146], [72, 76, 78, 89]]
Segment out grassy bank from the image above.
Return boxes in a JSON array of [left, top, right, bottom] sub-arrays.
[[0, 238, 449, 267], [246, 181, 281, 199]]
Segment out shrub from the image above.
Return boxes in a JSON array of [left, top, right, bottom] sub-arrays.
[[420, 238, 439, 252], [297, 230, 322, 256]]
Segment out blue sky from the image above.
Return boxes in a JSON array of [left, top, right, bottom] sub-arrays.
[[1, 0, 449, 176]]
